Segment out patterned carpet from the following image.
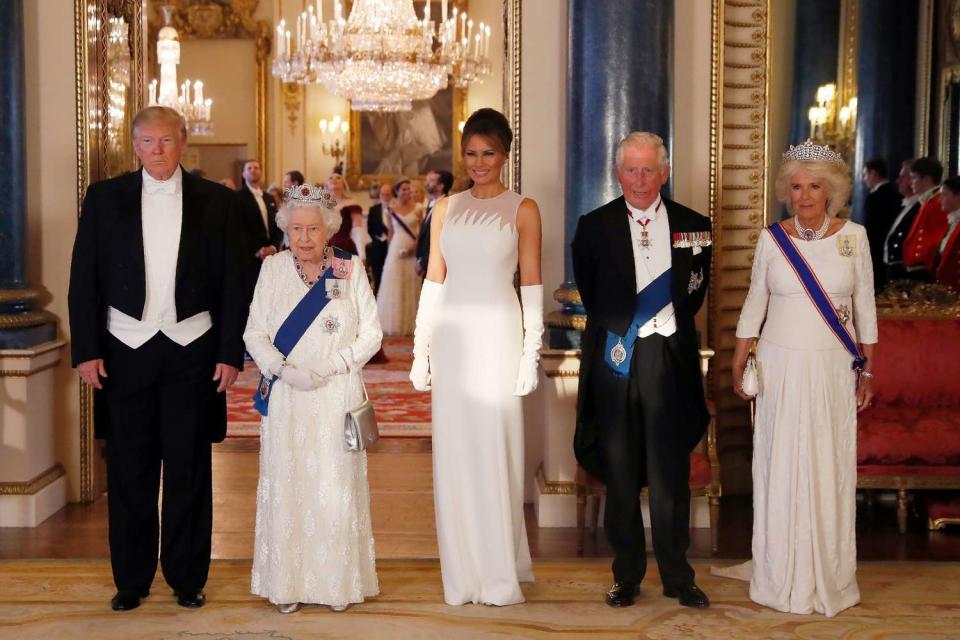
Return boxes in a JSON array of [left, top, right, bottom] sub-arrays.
[[2, 559, 960, 639], [226, 337, 431, 439]]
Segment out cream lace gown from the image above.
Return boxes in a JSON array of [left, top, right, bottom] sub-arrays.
[[377, 204, 423, 335], [431, 190, 533, 606], [244, 251, 382, 607], [736, 221, 877, 617]]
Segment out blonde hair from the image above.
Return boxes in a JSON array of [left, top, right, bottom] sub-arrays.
[[276, 202, 340, 236], [132, 106, 187, 140], [775, 159, 852, 217], [616, 131, 670, 170]]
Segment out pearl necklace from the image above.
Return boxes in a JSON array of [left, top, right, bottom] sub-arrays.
[[794, 215, 830, 241]]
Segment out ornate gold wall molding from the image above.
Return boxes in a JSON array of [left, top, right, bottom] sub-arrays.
[[280, 82, 301, 136], [0, 464, 66, 496], [916, 0, 934, 156], [504, 0, 522, 193], [708, 0, 769, 495]]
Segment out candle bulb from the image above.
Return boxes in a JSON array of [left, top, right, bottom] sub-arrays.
[[317, 0, 322, 22], [442, 0, 447, 23], [285, 31, 291, 58], [424, 0, 430, 23]]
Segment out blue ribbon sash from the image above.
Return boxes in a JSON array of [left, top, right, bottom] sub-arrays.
[[603, 268, 672, 377], [767, 223, 866, 372], [252, 254, 347, 416], [390, 211, 418, 241]]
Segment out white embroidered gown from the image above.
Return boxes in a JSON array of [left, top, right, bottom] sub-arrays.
[[430, 190, 533, 606], [377, 204, 423, 335], [243, 251, 382, 607], [735, 221, 877, 617]]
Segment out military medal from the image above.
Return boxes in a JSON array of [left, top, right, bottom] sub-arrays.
[[628, 201, 663, 250], [837, 234, 855, 257], [610, 338, 628, 367], [836, 304, 850, 325]]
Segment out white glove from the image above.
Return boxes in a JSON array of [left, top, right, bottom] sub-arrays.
[[312, 353, 349, 380], [280, 363, 321, 391], [513, 285, 544, 396], [410, 279, 442, 391]]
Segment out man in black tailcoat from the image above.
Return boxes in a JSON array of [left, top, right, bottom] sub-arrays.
[[366, 182, 393, 293], [415, 169, 453, 277], [572, 132, 711, 609], [68, 106, 246, 612], [861, 158, 903, 291], [236, 158, 282, 297]]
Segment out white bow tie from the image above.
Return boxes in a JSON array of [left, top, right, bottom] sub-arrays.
[[143, 180, 178, 196]]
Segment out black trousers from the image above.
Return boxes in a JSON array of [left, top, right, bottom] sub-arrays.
[[590, 332, 695, 588], [366, 239, 388, 294], [103, 331, 215, 594]]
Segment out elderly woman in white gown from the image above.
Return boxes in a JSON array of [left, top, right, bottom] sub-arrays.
[[244, 184, 382, 613], [730, 141, 877, 618]]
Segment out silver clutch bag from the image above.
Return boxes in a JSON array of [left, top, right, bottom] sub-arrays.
[[741, 354, 759, 398], [344, 379, 379, 451]]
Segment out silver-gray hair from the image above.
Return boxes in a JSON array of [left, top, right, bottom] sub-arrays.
[[275, 201, 341, 235], [615, 131, 670, 170]]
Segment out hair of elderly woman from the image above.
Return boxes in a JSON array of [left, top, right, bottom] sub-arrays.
[[615, 132, 670, 171], [132, 105, 187, 140], [774, 158, 852, 217], [275, 200, 341, 236]]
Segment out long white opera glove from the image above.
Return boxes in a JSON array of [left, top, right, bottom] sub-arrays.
[[514, 285, 545, 396], [280, 363, 321, 391], [312, 352, 349, 380], [410, 279, 442, 391]]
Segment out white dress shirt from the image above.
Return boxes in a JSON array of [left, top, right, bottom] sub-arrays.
[[939, 210, 960, 255], [625, 196, 676, 338], [249, 184, 269, 233], [107, 167, 212, 348]]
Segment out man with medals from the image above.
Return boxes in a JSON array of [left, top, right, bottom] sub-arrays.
[[571, 132, 712, 609]]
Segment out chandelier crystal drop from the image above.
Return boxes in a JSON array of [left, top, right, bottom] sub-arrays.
[[272, 0, 492, 112], [147, 6, 214, 136]]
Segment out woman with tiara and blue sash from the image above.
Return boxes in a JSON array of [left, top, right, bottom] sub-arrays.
[[731, 141, 878, 617], [243, 184, 383, 614]]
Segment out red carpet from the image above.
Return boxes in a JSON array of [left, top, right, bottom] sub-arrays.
[[226, 337, 431, 439]]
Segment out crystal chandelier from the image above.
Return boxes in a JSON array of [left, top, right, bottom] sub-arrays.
[[147, 6, 214, 136], [272, 0, 492, 112], [807, 83, 857, 162]]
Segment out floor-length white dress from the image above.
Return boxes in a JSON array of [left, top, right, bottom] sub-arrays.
[[377, 204, 423, 335], [244, 251, 382, 607], [736, 221, 877, 617], [430, 190, 533, 606]]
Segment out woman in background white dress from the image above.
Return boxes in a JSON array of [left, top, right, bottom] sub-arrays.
[[244, 186, 382, 613], [410, 108, 545, 606], [732, 142, 877, 617], [377, 179, 423, 335]]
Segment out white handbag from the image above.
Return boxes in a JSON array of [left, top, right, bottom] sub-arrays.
[[741, 354, 759, 397]]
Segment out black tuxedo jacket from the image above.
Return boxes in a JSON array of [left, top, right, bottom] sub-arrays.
[[884, 200, 921, 267], [68, 169, 248, 441], [236, 184, 282, 257], [368, 202, 388, 240], [571, 196, 711, 478], [863, 181, 902, 288], [416, 203, 434, 270]]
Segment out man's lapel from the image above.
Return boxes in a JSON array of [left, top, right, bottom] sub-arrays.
[[119, 170, 146, 288], [601, 196, 637, 294], [174, 168, 206, 296], [665, 199, 691, 304]]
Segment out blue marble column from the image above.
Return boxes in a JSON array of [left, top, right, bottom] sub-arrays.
[[552, 0, 674, 348], [0, 0, 56, 348], [852, 0, 918, 221]]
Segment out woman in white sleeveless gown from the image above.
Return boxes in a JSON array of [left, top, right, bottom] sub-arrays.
[[410, 109, 545, 606], [730, 144, 877, 617], [377, 178, 423, 335]]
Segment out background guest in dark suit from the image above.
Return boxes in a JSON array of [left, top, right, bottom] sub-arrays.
[[861, 158, 902, 291], [883, 159, 921, 281], [366, 182, 393, 294], [283, 169, 305, 189], [572, 132, 711, 610], [415, 170, 454, 277], [68, 106, 246, 612], [237, 159, 283, 297]]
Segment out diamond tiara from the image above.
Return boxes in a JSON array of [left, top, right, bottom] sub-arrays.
[[283, 183, 338, 209], [782, 140, 845, 165]]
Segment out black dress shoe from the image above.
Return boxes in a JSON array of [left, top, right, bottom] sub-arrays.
[[176, 590, 206, 608], [605, 582, 640, 607], [111, 589, 145, 611], [663, 583, 710, 608]]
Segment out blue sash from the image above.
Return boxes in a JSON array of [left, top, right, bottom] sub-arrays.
[[767, 223, 867, 372], [603, 268, 672, 377], [252, 254, 346, 417]]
